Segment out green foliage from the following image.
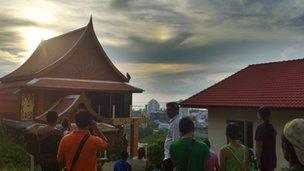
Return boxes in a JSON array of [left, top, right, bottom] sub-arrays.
[[139, 123, 158, 142], [0, 122, 28, 170], [145, 129, 167, 168]]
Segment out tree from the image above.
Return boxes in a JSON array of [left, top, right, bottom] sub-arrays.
[[145, 129, 167, 169]]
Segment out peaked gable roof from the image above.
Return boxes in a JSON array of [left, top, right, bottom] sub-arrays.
[[182, 59, 304, 108], [1, 17, 129, 82]]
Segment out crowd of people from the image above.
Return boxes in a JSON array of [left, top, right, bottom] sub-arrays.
[[36, 103, 304, 171], [163, 102, 304, 171], [37, 109, 149, 171]]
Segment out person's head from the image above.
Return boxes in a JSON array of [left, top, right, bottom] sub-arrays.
[[121, 151, 129, 160], [258, 106, 271, 122], [179, 116, 195, 136], [61, 117, 71, 129], [75, 110, 93, 129], [282, 118, 304, 167], [204, 139, 211, 148], [46, 111, 58, 125], [77, 103, 87, 112], [166, 102, 179, 118], [138, 147, 146, 159], [226, 123, 240, 141]]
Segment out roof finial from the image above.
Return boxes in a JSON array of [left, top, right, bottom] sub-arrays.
[[89, 15, 93, 23], [87, 15, 93, 28]]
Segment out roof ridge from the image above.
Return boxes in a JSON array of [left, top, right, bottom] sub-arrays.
[[89, 21, 129, 82], [182, 66, 248, 104], [0, 24, 88, 82], [43, 26, 86, 43], [249, 58, 304, 67], [35, 20, 91, 75]]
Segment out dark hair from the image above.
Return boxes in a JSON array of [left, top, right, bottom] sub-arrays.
[[166, 102, 179, 110], [204, 139, 211, 148], [121, 151, 129, 160], [281, 134, 304, 167], [75, 110, 93, 128], [78, 103, 87, 110], [61, 117, 71, 129], [179, 117, 194, 135], [226, 123, 240, 140], [46, 111, 58, 124], [258, 106, 271, 120], [138, 147, 146, 159]]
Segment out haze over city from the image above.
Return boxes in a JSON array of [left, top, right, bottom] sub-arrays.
[[1, 0, 304, 105]]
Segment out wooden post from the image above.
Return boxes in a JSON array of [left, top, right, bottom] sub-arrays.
[[130, 119, 139, 157], [109, 93, 112, 118], [98, 104, 101, 116], [129, 105, 132, 118], [112, 105, 116, 119]]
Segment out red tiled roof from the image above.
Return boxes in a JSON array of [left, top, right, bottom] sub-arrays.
[[25, 77, 143, 93], [182, 59, 304, 108]]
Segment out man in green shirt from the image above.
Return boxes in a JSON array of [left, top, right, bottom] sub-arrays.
[[170, 117, 210, 171]]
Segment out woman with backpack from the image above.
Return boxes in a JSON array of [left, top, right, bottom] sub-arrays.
[[219, 123, 249, 171]]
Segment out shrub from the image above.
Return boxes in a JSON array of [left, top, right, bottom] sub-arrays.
[[0, 121, 28, 170]]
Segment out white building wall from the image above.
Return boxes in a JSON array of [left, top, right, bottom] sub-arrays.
[[208, 107, 304, 170]]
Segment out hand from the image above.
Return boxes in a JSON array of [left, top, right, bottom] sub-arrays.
[[256, 160, 261, 169]]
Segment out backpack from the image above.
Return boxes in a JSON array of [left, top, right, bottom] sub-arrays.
[[39, 129, 63, 163]]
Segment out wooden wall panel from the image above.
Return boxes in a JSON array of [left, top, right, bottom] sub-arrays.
[[0, 88, 20, 120]]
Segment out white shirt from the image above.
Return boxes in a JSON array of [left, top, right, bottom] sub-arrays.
[[164, 114, 181, 160]]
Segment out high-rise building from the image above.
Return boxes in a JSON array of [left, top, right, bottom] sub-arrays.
[[147, 99, 160, 115]]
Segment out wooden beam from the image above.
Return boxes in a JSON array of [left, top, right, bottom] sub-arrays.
[[101, 117, 148, 126]]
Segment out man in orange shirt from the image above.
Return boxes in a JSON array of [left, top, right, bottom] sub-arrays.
[[57, 110, 108, 171]]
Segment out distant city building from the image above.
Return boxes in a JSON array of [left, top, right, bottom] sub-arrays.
[[147, 99, 160, 115]]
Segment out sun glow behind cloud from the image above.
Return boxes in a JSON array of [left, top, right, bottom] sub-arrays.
[[20, 27, 58, 57]]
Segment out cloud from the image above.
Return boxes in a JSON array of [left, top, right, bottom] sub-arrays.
[[1, 0, 304, 105], [117, 63, 203, 76]]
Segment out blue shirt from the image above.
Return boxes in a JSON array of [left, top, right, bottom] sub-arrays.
[[114, 159, 132, 171]]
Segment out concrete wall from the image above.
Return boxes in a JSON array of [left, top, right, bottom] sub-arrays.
[[208, 107, 304, 170]]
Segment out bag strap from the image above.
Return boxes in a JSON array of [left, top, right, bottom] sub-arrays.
[[225, 145, 245, 164], [70, 134, 90, 171]]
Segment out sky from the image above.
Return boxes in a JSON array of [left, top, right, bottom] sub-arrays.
[[1, 0, 304, 106]]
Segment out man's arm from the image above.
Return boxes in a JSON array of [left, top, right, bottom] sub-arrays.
[[245, 148, 250, 171], [215, 156, 219, 171], [91, 121, 108, 143], [255, 140, 263, 169], [219, 148, 226, 171]]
